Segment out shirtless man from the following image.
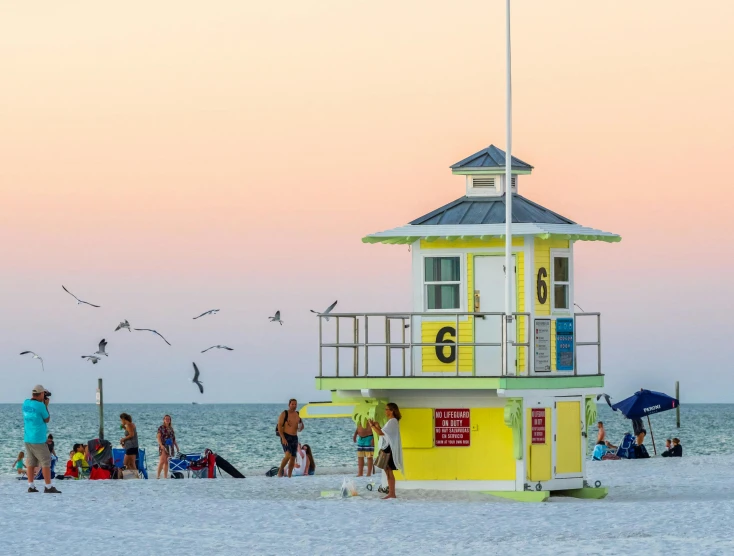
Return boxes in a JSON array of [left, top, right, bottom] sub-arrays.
[[277, 399, 304, 478], [596, 421, 606, 445], [353, 421, 374, 477]]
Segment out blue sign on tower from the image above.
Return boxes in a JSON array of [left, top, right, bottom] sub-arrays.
[[555, 318, 574, 372]]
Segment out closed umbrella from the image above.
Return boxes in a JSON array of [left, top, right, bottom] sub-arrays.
[[611, 389, 679, 455]]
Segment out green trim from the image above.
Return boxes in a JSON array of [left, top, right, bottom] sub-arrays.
[[584, 396, 598, 455], [362, 234, 621, 245], [503, 398, 523, 460], [481, 491, 549, 502], [552, 487, 608, 500], [451, 169, 533, 176], [315, 375, 604, 391]]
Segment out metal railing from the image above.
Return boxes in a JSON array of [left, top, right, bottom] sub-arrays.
[[317, 311, 603, 378], [573, 312, 602, 376]]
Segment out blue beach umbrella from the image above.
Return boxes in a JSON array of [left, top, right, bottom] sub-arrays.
[[612, 389, 680, 455]]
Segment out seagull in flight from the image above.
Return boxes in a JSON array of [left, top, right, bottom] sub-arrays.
[[201, 345, 234, 353], [133, 328, 171, 346], [82, 355, 101, 365], [193, 309, 219, 320], [269, 310, 283, 325], [94, 339, 108, 357], [115, 320, 131, 332], [310, 300, 338, 322], [20, 351, 45, 372], [62, 285, 100, 307], [596, 393, 613, 408], [192, 362, 204, 394]]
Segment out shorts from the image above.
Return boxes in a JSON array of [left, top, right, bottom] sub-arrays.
[[125, 447, 139, 456], [382, 445, 397, 471], [25, 442, 51, 468], [357, 435, 374, 459], [281, 433, 298, 457]]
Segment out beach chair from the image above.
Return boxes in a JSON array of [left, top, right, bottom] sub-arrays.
[[189, 449, 217, 479], [32, 454, 57, 480], [607, 433, 636, 459], [88, 438, 120, 480], [112, 447, 149, 479]]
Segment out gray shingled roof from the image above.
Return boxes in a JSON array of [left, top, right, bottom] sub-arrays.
[[450, 144, 533, 171], [409, 194, 575, 225]]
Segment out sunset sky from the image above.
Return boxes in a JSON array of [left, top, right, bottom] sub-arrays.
[[1, 1, 732, 403]]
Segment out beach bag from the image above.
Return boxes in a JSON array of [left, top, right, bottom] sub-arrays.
[[374, 450, 389, 470], [90, 467, 111, 481], [121, 469, 139, 480]]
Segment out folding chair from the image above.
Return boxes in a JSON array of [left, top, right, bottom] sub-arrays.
[[112, 447, 148, 479]]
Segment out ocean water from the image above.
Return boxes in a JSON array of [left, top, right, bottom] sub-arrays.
[[2, 403, 731, 478]]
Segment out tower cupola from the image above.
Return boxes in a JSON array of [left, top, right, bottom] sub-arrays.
[[450, 144, 533, 198]]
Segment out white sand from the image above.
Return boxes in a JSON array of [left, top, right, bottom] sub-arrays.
[[3, 455, 734, 555]]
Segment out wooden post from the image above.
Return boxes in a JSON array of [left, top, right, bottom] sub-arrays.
[[675, 381, 680, 428], [97, 378, 104, 440]]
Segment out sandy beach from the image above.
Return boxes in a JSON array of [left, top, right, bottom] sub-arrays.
[[3, 454, 733, 555]]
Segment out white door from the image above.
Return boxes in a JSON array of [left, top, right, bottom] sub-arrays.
[[473, 256, 515, 376]]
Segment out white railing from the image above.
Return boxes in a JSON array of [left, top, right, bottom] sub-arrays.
[[316, 312, 601, 378]]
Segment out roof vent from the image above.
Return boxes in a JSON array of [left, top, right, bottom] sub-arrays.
[[511, 176, 517, 188], [472, 177, 496, 188]]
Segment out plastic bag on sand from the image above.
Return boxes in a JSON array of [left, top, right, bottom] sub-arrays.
[[340, 477, 358, 498]]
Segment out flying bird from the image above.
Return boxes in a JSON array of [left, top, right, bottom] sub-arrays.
[[193, 309, 219, 320], [82, 355, 101, 365], [596, 393, 613, 408], [115, 320, 131, 332], [62, 285, 100, 307], [20, 351, 45, 372], [310, 300, 338, 321], [269, 310, 283, 325], [192, 362, 204, 394], [94, 339, 108, 357], [133, 328, 171, 346], [201, 345, 234, 353]]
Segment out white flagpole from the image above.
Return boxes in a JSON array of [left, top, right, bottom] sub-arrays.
[[504, 0, 513, 319]]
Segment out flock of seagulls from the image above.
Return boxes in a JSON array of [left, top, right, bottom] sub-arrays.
[[20, 286, 339, 397]]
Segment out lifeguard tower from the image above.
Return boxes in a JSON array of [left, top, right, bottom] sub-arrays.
[[304, 144, 620, 501]]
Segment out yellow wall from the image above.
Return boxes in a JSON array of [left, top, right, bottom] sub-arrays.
[[526, 407, 551, 482], [556, 401, 582, 475], [400, 407, 516, 481], [418, 247, 526, 374]]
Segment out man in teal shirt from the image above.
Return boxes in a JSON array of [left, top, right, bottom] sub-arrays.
[[22, 385, 60, 493]]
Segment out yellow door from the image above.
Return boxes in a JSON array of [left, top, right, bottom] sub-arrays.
[[555, 400, 582, 477], [526, 408, 551, 482]]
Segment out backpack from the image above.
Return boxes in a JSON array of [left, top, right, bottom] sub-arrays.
[[275, 410, 298, 436]]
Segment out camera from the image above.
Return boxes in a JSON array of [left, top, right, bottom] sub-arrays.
[[44, 390, 52, 399]]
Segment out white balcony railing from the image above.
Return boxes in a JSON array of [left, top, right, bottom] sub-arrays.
[[316, 312, 601, 378]]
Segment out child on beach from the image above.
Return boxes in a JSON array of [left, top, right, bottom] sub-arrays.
[[14, 451, 26, 475]]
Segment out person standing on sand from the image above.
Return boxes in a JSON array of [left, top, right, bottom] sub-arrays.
[[277, 399, 304, 478], [22, 385, 60, 493], [157, 414, 179, 479], [369, 403, 404, 500], [353, 422, 374, 477], [119, 413, 139, 472]]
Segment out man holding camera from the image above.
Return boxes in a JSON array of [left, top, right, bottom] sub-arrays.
[[22, 385, 60, 493]]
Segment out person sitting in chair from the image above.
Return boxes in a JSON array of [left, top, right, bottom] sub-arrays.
[[662, 438, 682, 457]]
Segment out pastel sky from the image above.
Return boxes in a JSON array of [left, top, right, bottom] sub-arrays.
[[1, 1, 732, 403]]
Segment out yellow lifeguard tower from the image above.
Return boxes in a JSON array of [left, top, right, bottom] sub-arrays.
[[304, 144, 620, 501]]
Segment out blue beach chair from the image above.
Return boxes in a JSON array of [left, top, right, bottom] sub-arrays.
[[112, 447, 149, 479], [614, 433, 636, 459]]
